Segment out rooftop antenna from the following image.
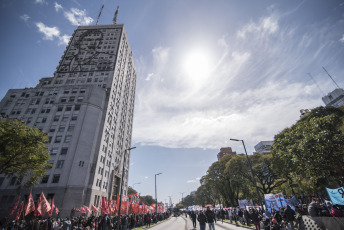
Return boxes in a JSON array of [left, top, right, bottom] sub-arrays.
[[113, 5, 119, 24], [307, 73, 325, 96], [322, 66, 340, 89], [96, 4, 104, 25]]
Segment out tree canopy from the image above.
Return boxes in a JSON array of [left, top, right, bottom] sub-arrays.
[[0, 119, 51, 188], [271, 106, 344, 191]]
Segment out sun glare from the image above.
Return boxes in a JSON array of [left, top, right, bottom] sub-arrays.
[[183, 50, 211, 80]]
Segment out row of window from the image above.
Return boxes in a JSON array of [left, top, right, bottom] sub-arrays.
[[49, 135, 72, 143], [41, 174, 60, 184]]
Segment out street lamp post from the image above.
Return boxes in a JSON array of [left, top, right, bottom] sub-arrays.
[[230, 138, 264, 210], [116, 147, 136, 230], [180, 192, 185, 205], [132, 182, 141, 189], [155, 173, 162, 214]]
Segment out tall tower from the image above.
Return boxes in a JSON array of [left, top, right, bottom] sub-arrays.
[[0, 16, 136, 216]]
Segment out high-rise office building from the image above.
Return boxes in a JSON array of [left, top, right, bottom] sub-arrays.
[[0, 18, 136, 217], [254, 141, 274, 155], [217, 147, 236, 160]]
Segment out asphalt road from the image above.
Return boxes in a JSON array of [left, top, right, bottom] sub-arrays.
[[149, 216, 252, 230]]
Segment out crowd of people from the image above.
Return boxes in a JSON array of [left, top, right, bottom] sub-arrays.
[[185, 198, 344, 230], [0, 212, 170, 230]]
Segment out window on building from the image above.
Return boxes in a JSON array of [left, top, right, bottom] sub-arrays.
[[72, 89, 78, 94], [58, 126, 65, 132], [69, 96, 75, 102], [41, 175, 49, 184], [66, 106, 72, 111], [64, 136, 72, 143], [71, 116, 78, 121], [0, 177, 5, 186], [60, 98, 67, 103], [75, 105, 80, 111], [52, 174, 60, 183], [55, 136, 62, 143], [53, 116, 59, 121], [79, 161, 84, 167], [61, 148, 68, 155], [62, 116, 69, 122], [51, 148, 58, 155], [42, 118, 47, 123], [67, 125, 74, 132], [80, 88, 86, 93], [49, 125, 56, 132], [10, 177, 17, 186], [56, 160, 64, 169], [77, 97, 83, 102], [57, 106, 63, 112], [64, 90, 70, 94]]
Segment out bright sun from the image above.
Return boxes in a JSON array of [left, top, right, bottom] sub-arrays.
[[183, 50, 211, 80]]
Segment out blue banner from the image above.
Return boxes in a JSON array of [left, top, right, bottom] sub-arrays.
[[326, 187, 344, 205]]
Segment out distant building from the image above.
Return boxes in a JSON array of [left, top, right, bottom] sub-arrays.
[[300, 109, 311, 118], [217, 147, 236, 160], [254, 141, 274, 155], [322, 88, 344, 108]]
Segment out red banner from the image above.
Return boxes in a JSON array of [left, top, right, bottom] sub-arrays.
[[15, 201, 24, 220], [36, 192, 51, 216], [9, 196, 21, 216], [24, 193, 35, 216]]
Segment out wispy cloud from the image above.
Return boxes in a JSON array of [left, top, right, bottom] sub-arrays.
[[133, 8, 338, 151], [35, 22, 70, 45], [187, 177, 201, 183], [54, 2, 63, 12], [340, 34, 344, 43], [64, 8, 93, 26], [35, 0, 45, 4], [20, 14, 30, 22], [237, 15, 279, 38]]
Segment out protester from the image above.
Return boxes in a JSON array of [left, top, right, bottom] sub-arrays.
[[190, 211, 197, 228], [205, 207, 216, 230], [197, 210, 207, 230]]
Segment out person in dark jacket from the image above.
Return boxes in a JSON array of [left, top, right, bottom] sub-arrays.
[[284, 205, 296, 230], [190, 211, 197, 228], [197, 210, 207, 230], [205, 207, 216, 230]]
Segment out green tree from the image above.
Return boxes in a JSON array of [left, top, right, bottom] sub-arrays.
[[127, 186, 138, 195], [0, 119, 51, 188], [182, 193, 195, 207], [271, 106, 344, 191], [140, 195, 155, 206]]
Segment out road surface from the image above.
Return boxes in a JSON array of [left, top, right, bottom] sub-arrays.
[[149, 216, 251, 230]]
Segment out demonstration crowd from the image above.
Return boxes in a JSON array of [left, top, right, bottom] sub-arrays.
[[187, 198, 344, 230], [0, 212, 170, 230]]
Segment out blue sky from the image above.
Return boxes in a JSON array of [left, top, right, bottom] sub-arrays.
[[1, 0, 344, 206]]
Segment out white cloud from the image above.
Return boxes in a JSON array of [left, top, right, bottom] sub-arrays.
[[36, 22, 60, 40], [58, 34, 71, 46], [35, 0, 45, 4], [20, 14, 30, 22], [187, 177, 201, 183], [54, 2, 63, 12], [64, 8, 93, 26], [340, 34, 344, 43], [36, 22, 70, 46], [237, 15, 279, 38]]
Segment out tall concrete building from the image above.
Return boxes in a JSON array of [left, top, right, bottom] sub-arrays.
[[322, 88, 344, 108], [0, 18, 136, 217]]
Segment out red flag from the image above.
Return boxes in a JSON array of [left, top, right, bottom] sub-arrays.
[[74, 208, 80, 212], [24, 193, 35, 216], [9, 196, 21, 216], [55, 207, 60, 214], [80, 206, 86, 214], [91, 204, 98, 212], [36, 192, 51, 216], [101, 197, 109, 214], [48, 197, 55, 216], [15, 201, 24, 220], [83, 205, 92, 214]]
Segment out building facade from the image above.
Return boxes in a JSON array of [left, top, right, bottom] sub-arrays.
[[254, 141, 274, 155], [0, 23, 136, 217], [217, 147, 236, 160], [322, 88, 344, 108]]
